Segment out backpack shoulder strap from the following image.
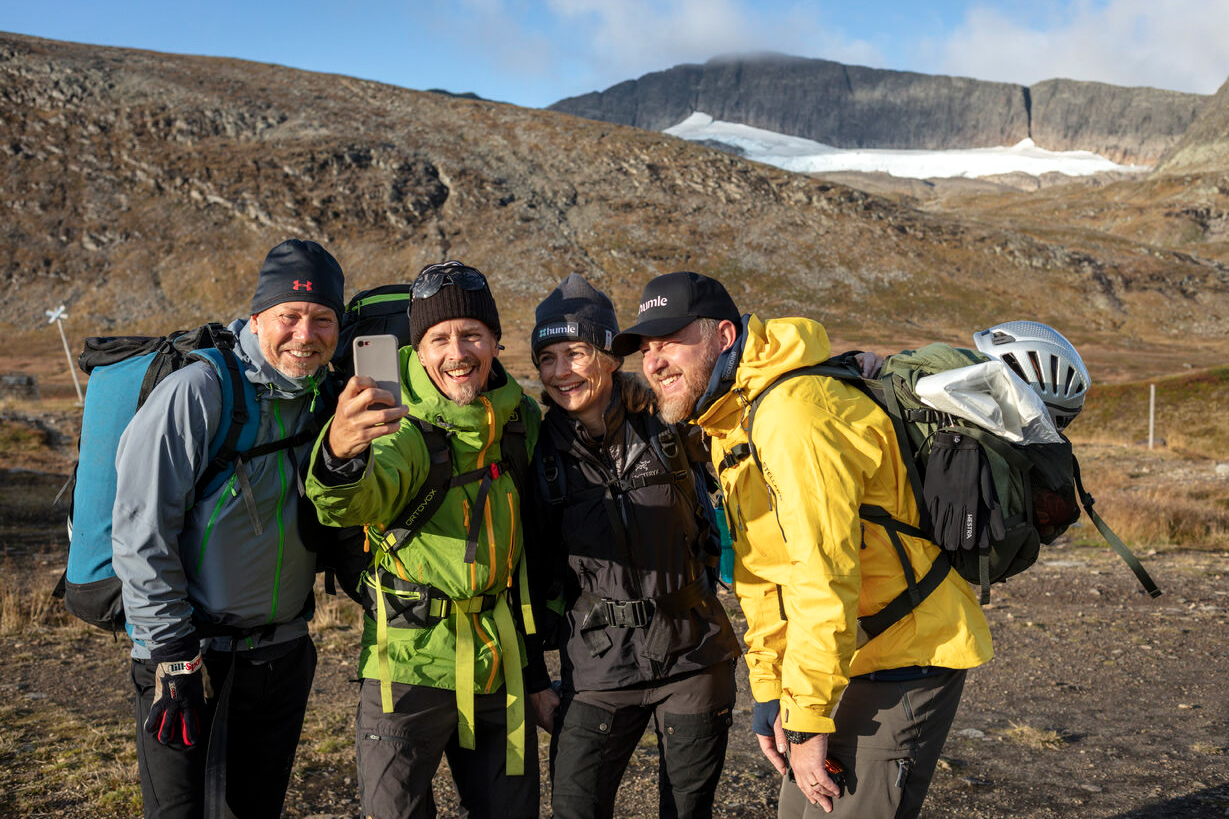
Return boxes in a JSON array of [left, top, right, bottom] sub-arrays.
[[535, 425, 566, 506], [191, 345, 260, 499], [1072, 456, 1162, 598], [501, 399, 531, 506], [643, 413, 715, 553], [724, 359, 864, 479], [385, 417, 454, 548]]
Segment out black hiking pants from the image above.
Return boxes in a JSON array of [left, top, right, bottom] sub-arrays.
[[551, 661, 736, 819], [777, 668, 966, 819], [355, 677, 540, 819], [132, 634, 316, 819]]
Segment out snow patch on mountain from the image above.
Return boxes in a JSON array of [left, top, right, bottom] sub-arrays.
[[665, 113, 1148, 179]]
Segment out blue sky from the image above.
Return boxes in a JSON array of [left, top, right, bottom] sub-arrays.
[[4, 1, 1227, 108]]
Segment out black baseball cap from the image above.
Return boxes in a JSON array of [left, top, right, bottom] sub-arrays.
[[611, 271, 740, 356]]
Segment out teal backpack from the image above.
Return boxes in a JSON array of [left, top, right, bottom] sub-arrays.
[[56, 324, 328, 632]]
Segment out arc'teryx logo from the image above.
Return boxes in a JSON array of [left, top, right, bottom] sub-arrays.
[[638, 295, 668, 316], [293, 280, 313, 291]]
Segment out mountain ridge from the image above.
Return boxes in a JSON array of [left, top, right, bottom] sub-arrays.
[[549, 53, 1207, 166]]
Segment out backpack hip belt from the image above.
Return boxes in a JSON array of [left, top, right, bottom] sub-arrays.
[[363, 570, 499, 630], [575, 574, 712, 662], [371, 579, 528, 776]]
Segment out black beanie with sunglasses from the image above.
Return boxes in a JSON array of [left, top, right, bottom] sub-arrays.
[[408, 261, 501, 347]]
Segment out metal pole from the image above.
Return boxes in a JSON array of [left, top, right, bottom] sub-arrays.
[[56, 317, 83, 403], [1148, 384, 1155, 450]]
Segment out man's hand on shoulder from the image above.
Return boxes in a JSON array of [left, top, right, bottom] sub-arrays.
[[327, 376, 409, 459]]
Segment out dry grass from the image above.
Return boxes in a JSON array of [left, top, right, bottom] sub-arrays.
[[1190, 742, 1226, 756], [1072, 365, 1229, 458], [1002, 722, 1066, 751], [1063, 364, 1229, 550], [1085, 483, 1229, 550], [309, 586, 364, 633], [0, 559, 77, 636]]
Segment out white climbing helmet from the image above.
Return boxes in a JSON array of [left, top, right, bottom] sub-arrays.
[[972, 321, 1091, 429]]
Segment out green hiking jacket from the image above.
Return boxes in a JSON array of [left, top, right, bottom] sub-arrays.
[[306, 348, 540, 694]]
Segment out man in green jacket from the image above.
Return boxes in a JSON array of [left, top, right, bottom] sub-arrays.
[[307, 261, 556, 819]]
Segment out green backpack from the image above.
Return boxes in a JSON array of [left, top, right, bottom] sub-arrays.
[[723, 344, 1160, 646]]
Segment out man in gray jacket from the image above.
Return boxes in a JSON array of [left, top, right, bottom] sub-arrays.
[[112, 239, 344, 819]]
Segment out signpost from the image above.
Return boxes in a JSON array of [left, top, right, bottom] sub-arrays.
[[46, 305, 83, 404]]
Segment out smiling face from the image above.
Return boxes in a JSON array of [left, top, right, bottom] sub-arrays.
[[249, 301, 339, 380], [639, 318, 734, 424], [537, 341, 618, 424], [416, 317, 498, 406]]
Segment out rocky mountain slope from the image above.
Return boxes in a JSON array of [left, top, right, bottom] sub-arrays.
[[550, 54, 1206, 165], [1157, 76, 1229, 174], [2, 32, 1228, 376], [903, 77, 1229, 280]]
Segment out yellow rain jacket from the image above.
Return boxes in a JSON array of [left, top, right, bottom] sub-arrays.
[[696, 315, 993, 735]]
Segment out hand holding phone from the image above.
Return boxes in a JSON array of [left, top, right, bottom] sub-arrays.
[[352, 334, 404, 410]]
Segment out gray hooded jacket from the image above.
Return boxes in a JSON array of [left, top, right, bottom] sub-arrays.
[[112, 319, 324, 660]]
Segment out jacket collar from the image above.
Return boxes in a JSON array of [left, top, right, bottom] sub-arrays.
[[545, 381, 627, 453], [694, 314, 833, 436], [689, 314, 750, 421]]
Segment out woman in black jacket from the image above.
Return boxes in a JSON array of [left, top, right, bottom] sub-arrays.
[[530, 274, 740, 819]]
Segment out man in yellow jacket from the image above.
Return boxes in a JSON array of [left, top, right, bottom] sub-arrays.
[[611, 272, 993, 818]]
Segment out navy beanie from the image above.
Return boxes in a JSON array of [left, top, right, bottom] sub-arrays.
[[250, 239, 345, 320], [531, 273, 619, 363]]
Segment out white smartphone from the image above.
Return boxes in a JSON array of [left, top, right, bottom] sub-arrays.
[[351, 334, 404, 409]]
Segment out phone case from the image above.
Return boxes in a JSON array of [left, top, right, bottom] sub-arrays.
[[351, 334, 403, 408]]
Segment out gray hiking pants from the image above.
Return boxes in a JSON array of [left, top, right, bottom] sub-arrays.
[[778, 668, 966, 819], [355, 677, 539, 819]]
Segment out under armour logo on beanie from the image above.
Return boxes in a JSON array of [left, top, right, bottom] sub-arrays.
[[250, 239, 345, 320]]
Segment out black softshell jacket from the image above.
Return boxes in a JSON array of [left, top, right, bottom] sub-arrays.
[[537, 379, 740, 692]]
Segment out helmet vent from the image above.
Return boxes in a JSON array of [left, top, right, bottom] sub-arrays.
[[1001, 352, 1029, 383], [1063, 367, 1078, 394], [1027, 351, 1045, 385]]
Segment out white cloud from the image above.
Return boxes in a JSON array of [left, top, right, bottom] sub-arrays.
[[540, 0, 883, 96], [934, 0, 1229, 94]]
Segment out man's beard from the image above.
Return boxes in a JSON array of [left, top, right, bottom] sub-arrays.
[[655, 344, 721, 424], [441, 357, 483, 407], [449, 382, 481, 407]]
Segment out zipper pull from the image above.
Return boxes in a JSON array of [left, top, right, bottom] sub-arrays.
[[305, 373, 320, 412]]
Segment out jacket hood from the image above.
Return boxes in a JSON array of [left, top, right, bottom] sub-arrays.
[[401, 347, 524, 447], [231, 318, 328, 399], [695, 315, 831, 433]]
